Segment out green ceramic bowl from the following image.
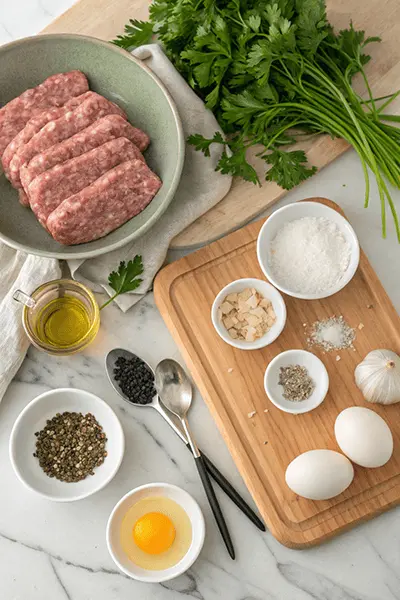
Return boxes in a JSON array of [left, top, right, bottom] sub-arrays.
[[0, 34, 184, 259]]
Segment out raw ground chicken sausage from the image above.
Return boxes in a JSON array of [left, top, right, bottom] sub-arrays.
[[0, 71, 89, 155], [1, 92, 90, 178], [2, 92, 92, 178], [2, 92, 93, 207], [8, 91, 127, 190], [47, 159, 161, 245], [29, 137, 146, 227], [20, 114, 150, 194]]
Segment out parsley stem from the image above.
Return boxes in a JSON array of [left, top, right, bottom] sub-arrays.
[[99, 292, 120, 310]]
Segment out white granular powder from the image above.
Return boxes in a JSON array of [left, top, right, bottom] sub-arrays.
[[269, 217, 351, 294], [308, 316, 356, 351]]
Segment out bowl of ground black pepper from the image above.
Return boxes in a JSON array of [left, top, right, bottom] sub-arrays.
[[9, 388, 125, 501], [264, 349, 329, 414]]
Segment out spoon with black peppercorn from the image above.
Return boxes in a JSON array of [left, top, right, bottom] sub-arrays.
[[105, 348, 265, 533], [155, 358, 235, 559]]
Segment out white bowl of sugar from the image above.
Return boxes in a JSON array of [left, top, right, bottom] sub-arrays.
[[256, 201, 360, 300]]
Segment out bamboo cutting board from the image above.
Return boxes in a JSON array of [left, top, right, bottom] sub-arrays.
[[154, 198, 400, 548], [43, 0, 400, 249]]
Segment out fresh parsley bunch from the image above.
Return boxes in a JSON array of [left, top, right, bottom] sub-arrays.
[[113, 1, 400, 239]]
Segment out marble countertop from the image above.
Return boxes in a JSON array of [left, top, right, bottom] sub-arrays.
[[1, 2, 400, 599]]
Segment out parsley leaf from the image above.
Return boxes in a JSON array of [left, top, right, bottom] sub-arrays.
[[112, 19, 154, 49], [247, 41, 273, 86], [100, 256, 144, 309], [336, 23, 381, 72], [187, 131, 225, 157], [295, 0, 328, 56], [216, 148, 260, 185], [263, 150, 317, 189], [247, 15, 261, 32]]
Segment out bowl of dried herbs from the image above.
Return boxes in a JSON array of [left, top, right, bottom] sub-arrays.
[[9, 388, 125, 502]]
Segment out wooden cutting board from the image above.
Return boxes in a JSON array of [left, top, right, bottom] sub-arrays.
[[154, 198, 400, 548], [43, 0, 400, 249]]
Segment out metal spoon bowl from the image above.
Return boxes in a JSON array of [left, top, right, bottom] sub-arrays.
[[105, 348, 187, 443]]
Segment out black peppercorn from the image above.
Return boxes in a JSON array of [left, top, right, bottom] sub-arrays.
[[113, 355, 156, 405]]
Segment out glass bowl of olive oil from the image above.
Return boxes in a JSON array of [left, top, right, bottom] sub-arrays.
[[16, 279, 100, 356]]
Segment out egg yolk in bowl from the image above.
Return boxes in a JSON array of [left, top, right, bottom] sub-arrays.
[[133, 512, 176, 555], [120, 496, 192, 570]]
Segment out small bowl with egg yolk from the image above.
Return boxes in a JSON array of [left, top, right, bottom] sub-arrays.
[[106, 483, 205, 582]]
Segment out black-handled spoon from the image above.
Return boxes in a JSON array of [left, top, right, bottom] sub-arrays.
[[155, 358, 235, 560], [194, 454, 235, 559], [106, 349, 265, 532], [188, 447, 264, 531]]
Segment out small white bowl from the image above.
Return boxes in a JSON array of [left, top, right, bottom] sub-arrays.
[[106, 483, 205, 583], [257, 201, 360, 300], [9, 388, 125, 502], [264, 350, 329, 414], [211, 278, 287, 350]]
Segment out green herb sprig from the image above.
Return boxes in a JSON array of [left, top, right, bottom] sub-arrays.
[[100, 255, 144, 309], [113, 0, 400, 239]]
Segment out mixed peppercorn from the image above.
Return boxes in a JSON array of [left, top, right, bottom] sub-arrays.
[[34, 411, 107, 482]]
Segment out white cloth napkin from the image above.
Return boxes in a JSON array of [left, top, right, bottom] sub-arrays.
[[67, 44, 232, 311], [0, 246, 60, 400]]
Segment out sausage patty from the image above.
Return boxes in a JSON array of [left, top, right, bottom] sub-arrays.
[[8, 91, 127, 190], [47, 159, 161, 245], [29, 137, 145, 227], [20, 114, 149, 195], [2, 92, 92, 179], [0, 71, 89, 155]]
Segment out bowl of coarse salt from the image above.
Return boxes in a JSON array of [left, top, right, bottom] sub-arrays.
[[256, 201, 360, 300]]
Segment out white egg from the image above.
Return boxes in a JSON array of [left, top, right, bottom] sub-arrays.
[[334, 407, 393, 468], [285, 449, 354, 500]]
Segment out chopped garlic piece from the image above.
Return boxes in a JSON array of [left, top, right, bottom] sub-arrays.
[[225, 293, 238, 303], [260, 298, 272, 309], [238, 288, 252, 302], [220, 301, 234, 315], [250, 306, 266, 319], [223, 316, 236, 330], [245, 294, 259, 309], [245, 326, 257, 342], [246, 314, 261, 327]]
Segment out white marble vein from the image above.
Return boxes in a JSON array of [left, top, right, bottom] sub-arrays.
[[1, 2, 400, 599]]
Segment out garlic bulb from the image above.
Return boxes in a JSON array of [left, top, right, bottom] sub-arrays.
[[355, 349, 400, 405]]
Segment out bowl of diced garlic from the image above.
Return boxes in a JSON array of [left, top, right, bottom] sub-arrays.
[[211, 278, 287, 350]]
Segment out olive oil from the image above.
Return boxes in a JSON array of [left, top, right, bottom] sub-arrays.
[[35, 296, 91, 348]]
